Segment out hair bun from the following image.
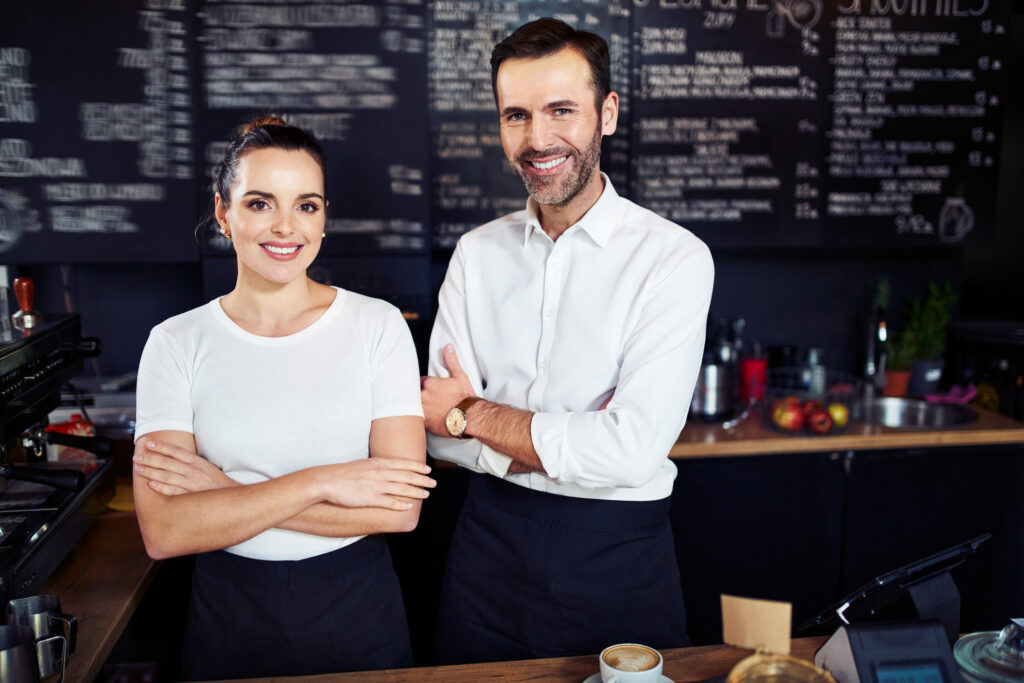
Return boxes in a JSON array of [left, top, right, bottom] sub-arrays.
[[237, 114, 288, 136]]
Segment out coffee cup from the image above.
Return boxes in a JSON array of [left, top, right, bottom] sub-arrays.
[[599, 643, 663, 682], [6, 595, 76, 682]]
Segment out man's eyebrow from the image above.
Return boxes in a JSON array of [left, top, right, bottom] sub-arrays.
[[545, 99, 579, 110], [500, 105, 528, 118]]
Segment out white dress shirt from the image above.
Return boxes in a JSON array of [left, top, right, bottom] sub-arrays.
[[427, 175, 714, 501]]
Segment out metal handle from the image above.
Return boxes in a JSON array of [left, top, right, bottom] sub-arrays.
[[34, 633, 66, 683], [76, 337, 101, 357], [50, 613, 76, 654]]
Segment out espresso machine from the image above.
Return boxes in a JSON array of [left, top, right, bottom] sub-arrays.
[[0, 308, 115, 605]]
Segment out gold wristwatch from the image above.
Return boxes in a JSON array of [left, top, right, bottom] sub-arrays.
[[445, 397, 483, 439]]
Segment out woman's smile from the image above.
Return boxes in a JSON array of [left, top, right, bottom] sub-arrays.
[[261, 242, 303, 259]]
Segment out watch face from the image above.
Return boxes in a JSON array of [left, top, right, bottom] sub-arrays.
[[445, 408, 466, 437]]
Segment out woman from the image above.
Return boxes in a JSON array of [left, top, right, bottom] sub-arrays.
[[132, 116, 434, 679]]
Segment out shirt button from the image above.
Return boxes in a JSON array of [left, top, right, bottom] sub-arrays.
[[538, 360, 547, 371]]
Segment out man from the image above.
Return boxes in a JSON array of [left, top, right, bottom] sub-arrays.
[[421, 18, 714, 664]]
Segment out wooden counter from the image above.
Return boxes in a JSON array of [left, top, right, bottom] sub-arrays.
[[215, 637, 828, 682], [672, 406, 1024, 458], [40, 508, 158, 683]]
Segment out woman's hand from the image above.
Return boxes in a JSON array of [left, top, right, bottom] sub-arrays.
[[317, 458, 435, 511], [134, 439, 237, 495]]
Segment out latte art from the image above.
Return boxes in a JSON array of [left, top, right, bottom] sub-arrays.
[[602, 644, 660, 672]]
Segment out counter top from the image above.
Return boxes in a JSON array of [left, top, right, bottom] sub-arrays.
[[672, 406, 1024, 458], [214, 637, 828, 682], [40, 508, 159, 683]]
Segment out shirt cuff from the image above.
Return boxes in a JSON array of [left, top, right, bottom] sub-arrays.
[[478, 444, 513, 478], [530, 411, 582, 484], [426, 432, 484, 472]]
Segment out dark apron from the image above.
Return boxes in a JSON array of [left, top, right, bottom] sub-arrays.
[[434, 472, 690, 665], [182, 535, 412, 680]]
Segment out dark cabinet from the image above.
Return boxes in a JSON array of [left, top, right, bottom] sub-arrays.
[[669, 452, 845, 646], [671, 445, 1024, 646], [842, 446, 1024, 635]]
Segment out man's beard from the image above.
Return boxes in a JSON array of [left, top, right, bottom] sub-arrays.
[[510, 125, 602, 207]]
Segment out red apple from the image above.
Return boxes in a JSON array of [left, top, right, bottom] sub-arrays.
[[772, 400, 805, 432], [801, 399, 824, 418], [807, 408, 834, 435]]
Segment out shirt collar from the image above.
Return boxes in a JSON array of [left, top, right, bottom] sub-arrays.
[[521, 173, 620, 248]]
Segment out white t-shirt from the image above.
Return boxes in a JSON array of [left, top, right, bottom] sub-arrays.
[[135, 287, 424, 561]]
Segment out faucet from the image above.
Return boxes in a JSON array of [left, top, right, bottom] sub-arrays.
[[864, 306, 887, 398]]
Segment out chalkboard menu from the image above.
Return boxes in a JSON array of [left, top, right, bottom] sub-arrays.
[[0, 0, 1011, 263], [632, 0, 1009, 248], [822, 2, 1007, 248], [193, 0, 432, 257], [0, 0, 199, 262]]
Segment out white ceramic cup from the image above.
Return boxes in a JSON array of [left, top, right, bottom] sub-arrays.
[[599, 643, 664, 682]]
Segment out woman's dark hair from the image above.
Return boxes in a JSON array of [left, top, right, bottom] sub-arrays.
[[490, 18, 611, 111], [212, 115, 328, 206]]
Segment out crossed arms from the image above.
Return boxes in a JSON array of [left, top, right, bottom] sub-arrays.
[[132, 415, 435, 560]]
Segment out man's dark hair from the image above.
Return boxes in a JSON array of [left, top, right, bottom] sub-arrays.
[[490, 18, 611, 111]]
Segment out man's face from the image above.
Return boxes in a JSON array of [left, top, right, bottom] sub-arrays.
[[496, 47, 617, 207]]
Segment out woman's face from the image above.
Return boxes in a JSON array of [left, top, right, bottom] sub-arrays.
[[215, 147, 326, 287]]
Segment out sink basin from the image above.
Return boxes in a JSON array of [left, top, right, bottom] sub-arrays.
[[849, 397, 977, 428]]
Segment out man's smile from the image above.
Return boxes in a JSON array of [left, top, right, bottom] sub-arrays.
[[529, 156, 569, 171]]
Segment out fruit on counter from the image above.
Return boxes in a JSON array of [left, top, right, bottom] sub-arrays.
[[807, 408, 834, 435], [827, 402, 849, 429], [801, 399, 824, 418], [772, 399, 805, 432]]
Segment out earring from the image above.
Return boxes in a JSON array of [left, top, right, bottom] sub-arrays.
[[322, 232, 327, 238], [220, 226, 231, 240]]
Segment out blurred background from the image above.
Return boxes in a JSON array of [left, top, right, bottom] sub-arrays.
[[1, 1, 1020, 396]]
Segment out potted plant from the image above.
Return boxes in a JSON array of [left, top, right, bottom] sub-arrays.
[[899, 281, 956, 398], [882, 336, 912, 397]]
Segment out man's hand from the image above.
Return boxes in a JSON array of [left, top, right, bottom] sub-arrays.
[[421, 344, 476, 436], [506, 461, 533, 474]]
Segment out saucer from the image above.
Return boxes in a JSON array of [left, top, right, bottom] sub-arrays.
[[582, 674, 673, 683]]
